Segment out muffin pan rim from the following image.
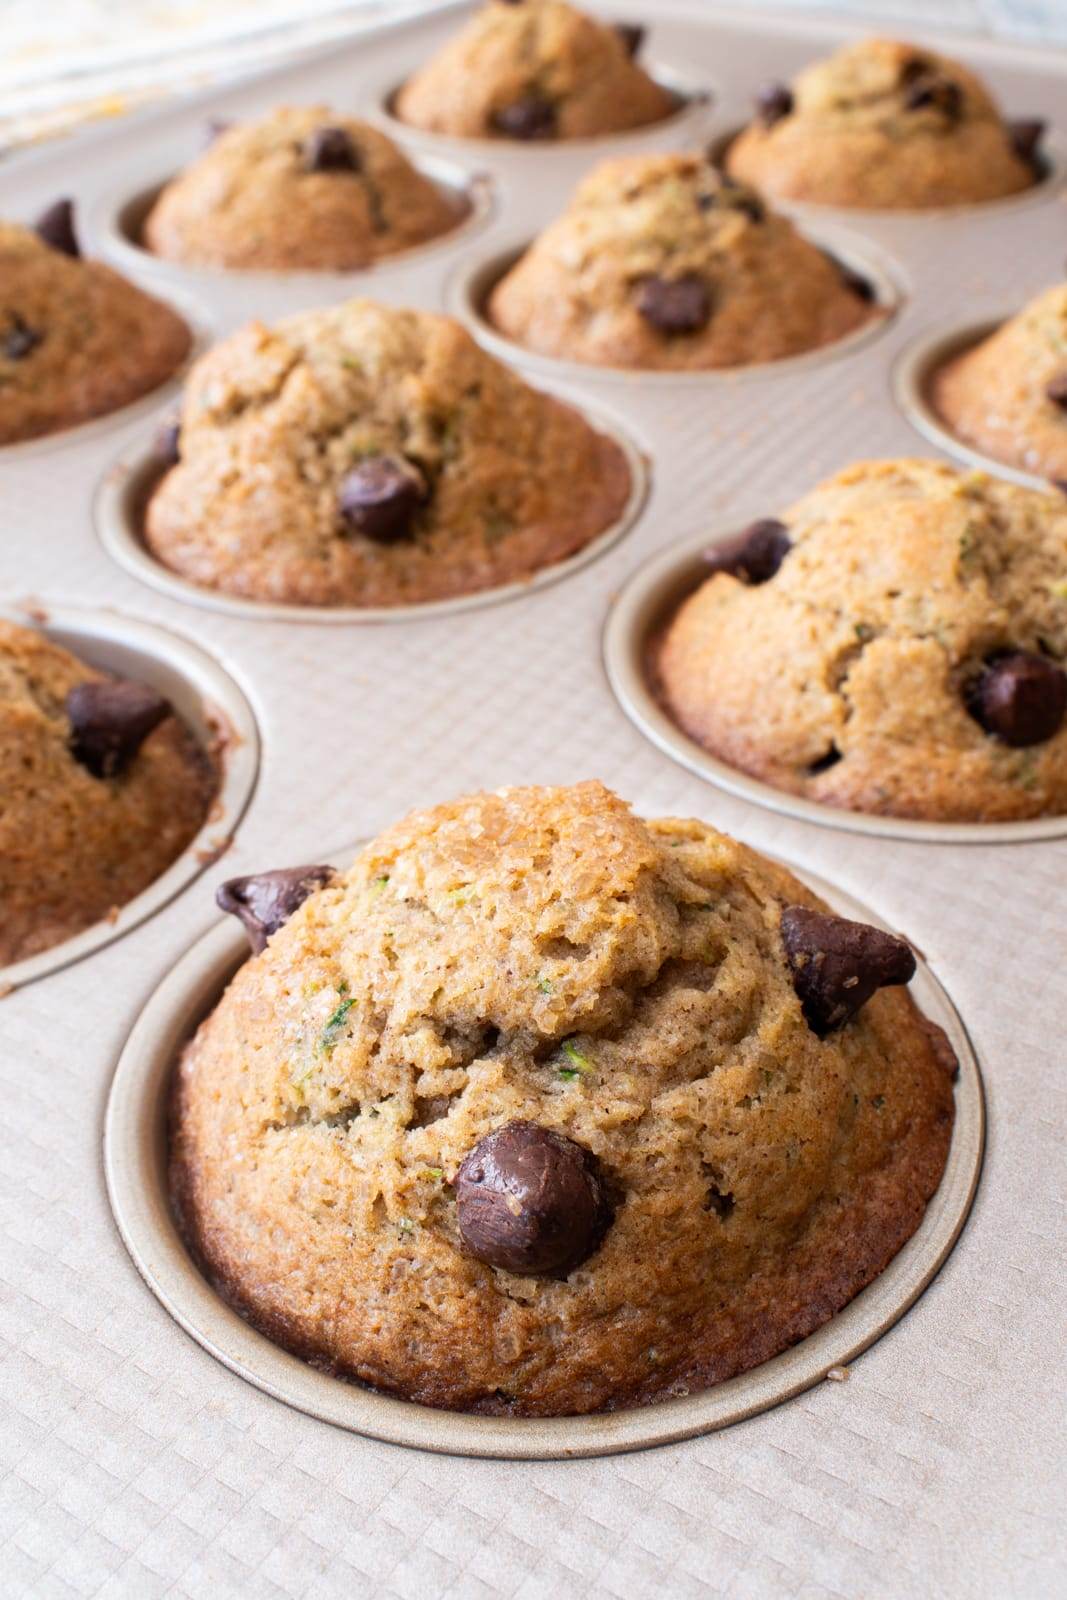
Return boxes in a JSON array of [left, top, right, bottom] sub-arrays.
[[603, 523, 1067, 844], [92, 393, 650, 624], [103, 848, 983, 1461], [0, 600, 260, 991], [445, 220, 905, 385]]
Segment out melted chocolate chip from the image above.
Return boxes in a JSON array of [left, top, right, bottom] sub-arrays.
[[615, 22, 645, 57], [3, 313, 43, 362], [756, 82, 793, 127], [216, 866, 335, 953], [456, 1120, 612, 1276], [1008, 117, 1046, 166], [35, 198, 79, 258], [1046, 373, 1067, 410], [903, 73, 962, 118], [965, 651, 1067, 747], [635, 273, 712, 336], [304, 126, 361, 172], [703, 518, 791, 584], [780, 906, 916, 1037], [490, 94, 557, 140], [66, 679, 170, 779], [155, 418, 181, 467], [338, 455, 428, 543]]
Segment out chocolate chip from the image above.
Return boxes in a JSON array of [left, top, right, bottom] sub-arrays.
[[780, 906, 916, 1036], [808, 744, 842, 774], [155, 418, 181, 467], [66, 679, 170, 779], [1046, 373, 1067, 410], [703, 518, 791, 584], [3, 313, 43, 362], [903, 73, 962, 118], [965, 651, 1067, 747], [635, 273, 712, 336], [490, 94, 557, 140], [304, 126, 361, 172], [615, 23, 645, 57], [756, 82, 793, 127], [710, 175, 765, 222], [338, 455, 428, 543], [216, 866, 335, 953], [34, 198, 79, 258], [455, 1121, 612, 1276], [837, 262, 875, 303], [1008, 117, 1046, 166]]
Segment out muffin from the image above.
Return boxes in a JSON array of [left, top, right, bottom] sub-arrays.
[[394, 0, 675, 142], [143, 109, 465, 271], [725, 38, 1041, 210], [171, 779, 955, 1417], [487, 153, 878, 370], [0, 620, 217, 966], [144, 298, 634, 607], [931, 286, 1067, 484], [655, 459, 1067, 823], [0, 209, 191, 445]]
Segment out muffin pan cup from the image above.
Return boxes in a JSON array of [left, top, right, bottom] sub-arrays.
[[104, 852, 983, 1460], [0, 603, 259, 990]]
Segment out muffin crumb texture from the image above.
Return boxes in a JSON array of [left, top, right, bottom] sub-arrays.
[[171, 780, 955, 1416], [726, 37, 1037, 209], [656, 458, 1067, 822], [395, 0, 675, 141]]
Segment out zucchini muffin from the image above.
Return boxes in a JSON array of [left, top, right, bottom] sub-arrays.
[[394, 0, 675, 143], [0, 213, 192, 444], [144, 298, 634, 607], [656, 459, 1067, 823], [172, 780, 955, 1417], [487, 153, 877, 370], [725, 38, 1040, 210], [143, 109, 465, 271], [932, 286, 1067, 484], [0, 620, 217, 966]]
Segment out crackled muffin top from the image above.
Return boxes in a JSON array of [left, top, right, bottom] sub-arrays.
[[0, 620, 217, 966], [726, 37, 1039, 210], [0, 218, 191, 444], [932, 285, 1067, 484], [488, 153, 877, 370], [171, 780, 954, 1417], [656, 459, 1067, 823], [143, 108, 465, 271], [394, 0, 675, 142], [145, 298, 633, 607]]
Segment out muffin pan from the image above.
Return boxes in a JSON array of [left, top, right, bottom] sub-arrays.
[[1, 0, 1064, 1576]]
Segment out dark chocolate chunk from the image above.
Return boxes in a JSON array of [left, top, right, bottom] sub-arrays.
[[216, 866, 335, 953], [780, 906, 916, 1036], [808, 744, 842, 774], [34, 198, 79, 258], [456, 1120, 612, 1275], [66, 679, 170, 779], [965, 651, 1067, 747], [903, 73, 962, 118], [1046, 373, 1067, 410], [490, 94, 557, 140], [615, 23, 645, 57], [756, 82, 793, 127], [1007, 117, 1046, 166], [3, 313, 43, 362], [155, 418, 181, 467], [703, 518, 791, 584], [338, 455, 428, 543], [304, 125, 361, 172], [635, 273, 712, 336]]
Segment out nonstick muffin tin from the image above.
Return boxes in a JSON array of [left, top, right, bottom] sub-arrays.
[[2, 0, 1064, 1589]]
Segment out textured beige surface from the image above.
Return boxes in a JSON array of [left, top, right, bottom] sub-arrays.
[[0, 6, 1064, 1599]]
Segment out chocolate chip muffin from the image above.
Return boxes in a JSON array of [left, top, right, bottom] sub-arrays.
[[726, 38, 1041, 210], [394, 0, 675, 142], [171, 780, 955, 1417], [143, 109, 465, 271], [656, 459, 1067, 823], [487, 154, 877, 370], [144, 298, 634, 607], [0, 620, 217, 966], [931, 286, 1067, 484], [0, 211, 192, 444]]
